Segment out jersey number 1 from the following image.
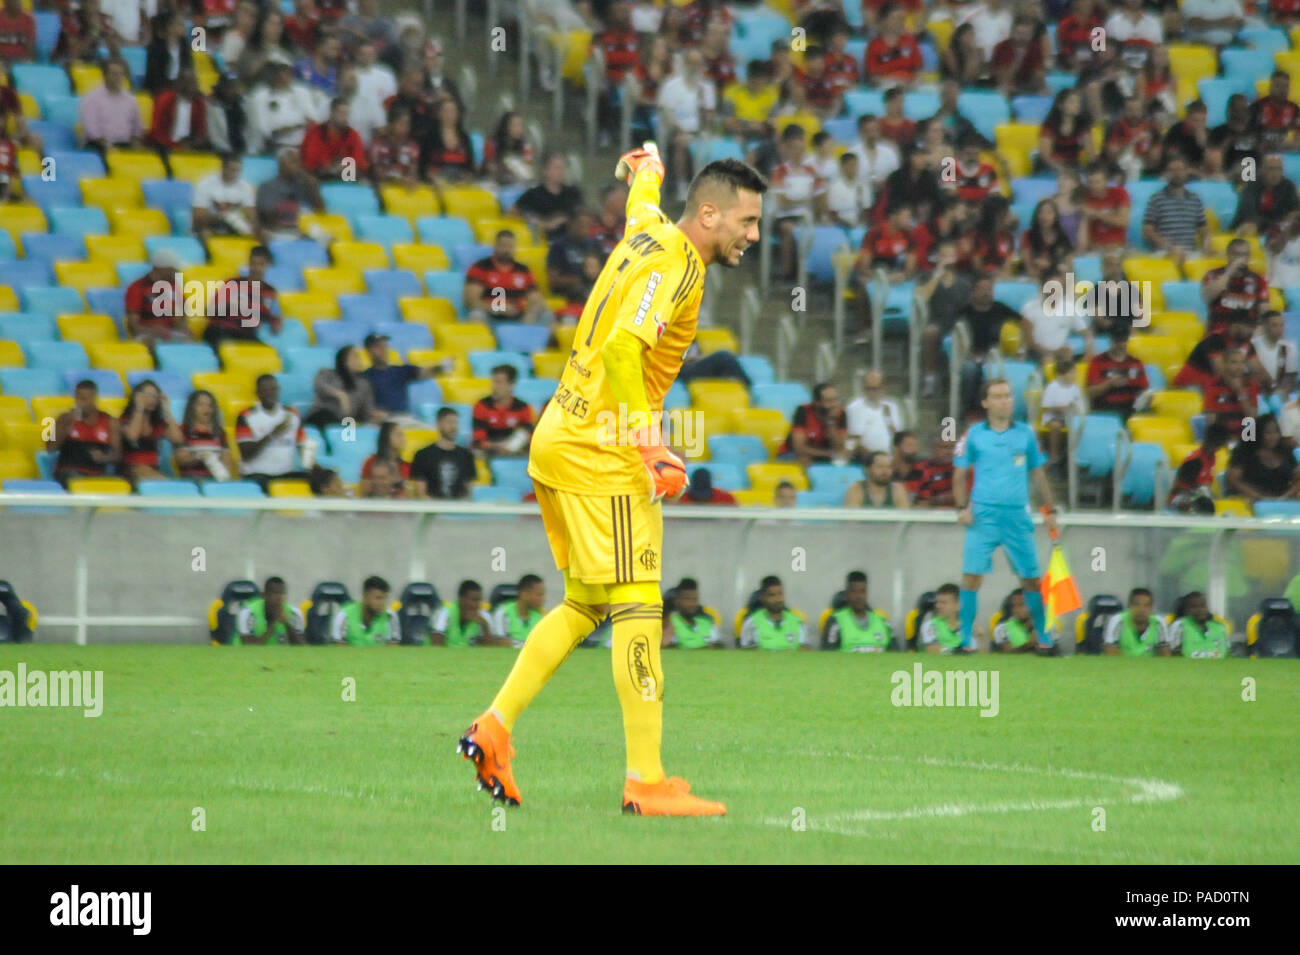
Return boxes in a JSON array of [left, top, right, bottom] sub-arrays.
[[584, 257, 631, 347]]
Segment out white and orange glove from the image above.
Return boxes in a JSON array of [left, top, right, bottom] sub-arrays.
[[630, 426, 688, 503], [615, 141, 664, 186]]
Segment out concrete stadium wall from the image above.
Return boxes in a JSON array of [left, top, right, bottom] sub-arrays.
[[4, 509, 1297, 646]]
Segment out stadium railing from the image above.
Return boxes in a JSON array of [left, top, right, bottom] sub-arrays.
[[3, 492, 1296, 646]]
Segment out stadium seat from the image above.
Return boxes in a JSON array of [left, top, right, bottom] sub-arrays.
[[0, 313, 56, 343], [807, 464, 866, 496], [392, 244, 450, 275], [747, 462, 808, 495], [751, 382, 811, 421], [1150, 389, 1203, 420], [1074, 412, 1124, 477], [21, 175, 83, 214], [144, 235, 206, 266], [57, 313, 118, 347], [493, 323, 550, 354], [217, 342, 282, 378], [434, 324, 496, 356], [688, 380, 748, 422], [1214, 498, 1252, 517], [338, 293, 399, 328], [796, 225, 849, 283], [105, 149, 167, 182], [156, 342, 218, 377], [356, 214, 415, 247], [1125, 334, 1186, 378], [321, 183, 381, 221], [312, 321, 365, 351], [0, 341, 24, 367], [206, 236, 259, 272], [736, 355, 774, 387], [278, 291, 339, 323], [283, 345, 335, 377], [304, 267, 366, 297], [471, 484, 524, 503], [20, 232, 85, 267], [439, 187, 500, 222], [167, 153, 221, 183], [0, 367, 61, 397], [417, 216, 475, 251], [47, 205, 108, 238], [108, 208, 170, 237], [489, 458, 533, 493], [80, 177, 143, 212], [468, 350, 530, 380], [1120, 442, 1169, 508], [269, 239, 330, 273], [729, 408, 789, 456], [25, 339, 88, 372], [381, 185, 441, 224], [515, 377, 556, 411], [1127, 414, 1194, 462], [274, 371, 314, 409], [369, 321, 433, 354], [330, 240, 391, 271], [267, 479, 313, 498], [364, 269, 422, 301], [437, 377, 491, 404], [66, 475, 132, 495]]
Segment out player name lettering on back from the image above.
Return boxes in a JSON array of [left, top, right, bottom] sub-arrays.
[[553, 383, 590, 419]]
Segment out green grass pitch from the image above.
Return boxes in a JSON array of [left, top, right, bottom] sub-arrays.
[[2, 646, 1297, 864]]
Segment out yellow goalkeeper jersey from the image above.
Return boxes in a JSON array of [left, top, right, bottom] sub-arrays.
[[528, 172, 705, 496]]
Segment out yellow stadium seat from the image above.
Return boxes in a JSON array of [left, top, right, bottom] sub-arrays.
[[57, 313, 118, 346], [207, 236, 259, 271], [0, 420, 44, 455], [1214, 497, 1252, 517], [1181, 257, 1226, 281], [1123, 257, 1180, 309], [1125, 333, 1187, 371], [995, 124, 1041, 177], [554, 325, 576, 353], [381, 184, 440, 223], [473, 215, 537, 247], [268, 479, 313, 498], [440, 187, 500, 221], [1208, 233, 1261, 257], [303, 266, 365, 296], [549, 28, 593, 84], [70, 63, 103, 95], [17, 147, 40, 176], [928, 17, 954, 53], [0, 395, 31, 421], [406, 348, 467, 376], [88, 341, 152, 380], [437, 376, 492, 404], [67, 475, 133, 495], [747, 462, 809, 494], [108, 207, 170, 237], [96, 396, 125, 416], [730, 488, 771, 507], [1240, 538, 1291, 589], [1169, 44, 1217, 86], [105, 149, 167, 182], [399, 296, 457, 326], [135, 93, 153, 129], [53, 262, 118, 294], [218, 342, 283, 377], [1127, 415, 1194, 463], [0, 340, 23, 367], [0, 204, 47, 245], [30, 395, 73, 421], [81, 177, 143, 211], [695, 328, 740, 354], [0, 450, 38, 480], [1149, 389, 1203, 420], [279, 291, 340, 322], [17, 92, 39, 120], [728, 408, 787, 456], [192, 372, 256, 406], [532, 350, 566, 378], [434, 323, 497, 355], [1148, 311, 1204, 339], [687, 380, 749, 419], [1276, 50, 1300, 85], [220, 396, 250, 426], [84, 234, 147, 263], [168, 152, 222, 183], [513, 246, 549, 295], [0, 287, 17, 311], [330, 240, 390, 270], [1268, 287, 1285, 311], [393, 244, 450, 274], [299, 212, 352, 242]]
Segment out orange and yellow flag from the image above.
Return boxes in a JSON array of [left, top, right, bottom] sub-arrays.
[[1040, 546, 1082, 634]]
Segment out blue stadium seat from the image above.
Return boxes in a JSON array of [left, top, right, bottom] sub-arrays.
[[423, 271, 465, 314], [264, 265, 304, 291], [798, 225, 850, 283], [844, 89, 885, 119], [156, 343, 218, 376], [34, 450, 57, 480], [40, 94, 80, 129], [338, 293, 399, 327], [406, 378, 442, 410], [129, 370, 190, 403], [27, 119, 75, 152], [168, 205, 191, 237], [1075, 412, 1124, 477], [686, 461, 744, 491], [355, 214, 414, 245], [902, 90, 940, 121], [0, 478, 69, 512], [452, 242, 491, 274], [119, 46, 147, 83], [737, 355, 774, 387], [469, 350, 531, 380], [5, 262, 54, 291], [137, 479, 202, 514], [21, 233, 84, 268], [0, 313, 57, 343], [259, 319, 311, 351], [363, 268, 422, 300], [1238, 26, 1290, 56], [312, 321, 365, 351], [1218, 48, 1264, 89], [960, 90, 1012, 136], [325, 442, 369, 483], [515, 377, 557, 411], [752, 382, 810, 420], [1073, 254, 1102, 284], [993, 280, 1038, 311], [24, 340, 88, 371], [273, 371, 314, 409], [416, 401, 472, 443], [47, 149, 106, 181], [65, 368, 123, 396], [807, 464, 866, 496], [283, 345, 335, 376], [689, 136, 745, 168], [1144, 363, 1166, 391], [200, 481, 266, 515], [321, 183, 380, 220], [268, 239, 329, 272], [796, 490, 842, 508], [1010, 93, 1053, 125], [0, 230, 13, 261], [471, 484, 524, 503], [34, 12, 61, 61], [240, 156, 278, 186], [21, 175, 82, 213], [1253, 500, 1300, 517], [490, 458, 533, 493], [995, 359, 1037, 421], [22, 286, 82, 317], [49, 205, 109, 237], [115, 262, 148, 288], [0, 367, 62, 396], [1161, 281, 1207, 318], [1197, 77, 1240, 126], [323, 423, 379, 453], [370, 321, 432, 354], [14, 63, 69, 96], [140, 179, 194, 213], [416, 216, 475, 251], [705, 434, 767, 470], [145, 235, 206, 265], [1010, 176, 1056, 207], [1121, 442, 1169, 508], [821, 117, 858, 144], [494, 322, 550, 354], [1186, 180, 1238, 226], [664, 380, 689, 410]]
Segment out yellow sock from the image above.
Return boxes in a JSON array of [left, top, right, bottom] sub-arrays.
[[489, 597, 603, 731], [609, 603, 666, 785]]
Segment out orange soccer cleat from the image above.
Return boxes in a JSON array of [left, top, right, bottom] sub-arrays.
[[457, 710, 522, 806], [614, 141, 665, 186], [622, 775, 727, 816]]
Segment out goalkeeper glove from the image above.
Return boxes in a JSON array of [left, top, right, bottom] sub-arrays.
[[630, 426, 687, 503], [615, 141, 665, 186]]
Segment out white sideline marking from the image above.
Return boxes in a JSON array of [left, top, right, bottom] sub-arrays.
[[759, 752, 1184, 833]]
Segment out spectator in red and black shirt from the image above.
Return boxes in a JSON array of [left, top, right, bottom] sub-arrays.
[[778, 382, 847, 467], [1105, 96, 1165, 181], [1230, 152, 1299, 239], [1174, 315, 1267, 390], [864, 4, 922, 87], [914, 437, 957, 508], [300, 96, 367, 181], [1167, 422, 1230, 512], [970, 194, 1018, 277], [991, 15, 1046, 95], [1209, 93, 1259, 178], [50, 380, 121, 487], [126, 249, 192, 351], [473, 365, 535, 457], [1268, 0, 1300, 22], [947, 133, 1000, 205], [147, 69, 208, 161], [464, 230, 550, 324], [1056, 0, 1104, 71], [1250, 71, 1300, 153], [877, 142, 942, 225], [369, 108, 422, 187], [1163, 100, 1211, 173], [793, 46, 843, 120], [120, 379, 185, 484], [682, 0, 732, 43], [0, 0, 34, 62], [174, 390, 234, 480], [1203, 349, 1261, 439], [699, 18, 737, 94], [825, 27, 860, 90], [857, 203, 917, 285], [891, 430, 925, 498], [361, 421, 424, 497], [1079, 164, 1129, 251], [425, 95, 475, 184], [878, 85, 917, 149], [1038, 89, 1095, 176], [204, 245, 281, 351], [1201, 238, 1268, 335], [1020, 198, 1074, 282], [1086, 329, 1149, 422]]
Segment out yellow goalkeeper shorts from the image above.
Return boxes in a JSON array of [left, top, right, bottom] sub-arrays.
[[534, 482, 663, 585]]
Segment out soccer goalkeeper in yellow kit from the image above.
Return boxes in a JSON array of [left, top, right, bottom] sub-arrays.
[[458, 147, 766, 816]]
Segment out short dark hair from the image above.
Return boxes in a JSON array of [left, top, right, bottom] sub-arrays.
[[494, 229, 515, 242], [491, 364, 519, 383], [676, 577, 699, 592], [781, 123, 806, 142], [980, 377, 1011, 400], [1128, 587, 1153, 603], [840, 151, 859, 167], [864, 450, 890, 469], [846, 570, 867, 586], [760, 575, 782, 591], [436, 405, 458, 422], [884, 85, 903, 103], [812, 381, 833, 402], [458, 579, 482, 598], [264, 576, 286, 592], [1204, 421, 1231, 447], [256, 373, 277, 388], [74, 379, 97, 392], [1273, 69, 1290, 80], [936, 583, 960, 599], [250, 244, 272, 262], [811, 130, 831, 147], [518, 573, 542, 591], [363, 575, 390, 594], [685, 158, 769, 211], [1186, 99, 1207, 114], [892, 429, 915, 447]]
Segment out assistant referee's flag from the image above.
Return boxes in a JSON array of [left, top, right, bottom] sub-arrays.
[[1040, 544, 1082, 633]]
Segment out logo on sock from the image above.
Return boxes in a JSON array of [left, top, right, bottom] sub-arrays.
[[628, 634, 661, 702]]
